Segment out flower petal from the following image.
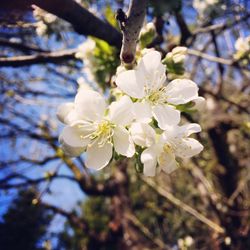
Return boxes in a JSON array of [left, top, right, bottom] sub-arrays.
[[59, 126, 89, 157], [175, 138, 204, 158], [109, 96, 134, 126], [138, 50, 166, 90], [75, 89, 106, 121], [130, 122, 156, 147], [59, 141, 85, 157], [141, 145, 158, 177], [158, 150, 178, 174], [162, 123, 202, 141], [192, 97, 206, 111], [152, 104, 180, 129], [116, 70, 145, 99], [133, 102, 152, 123], [113, 126, 135, 157], [166, 79, 199, 105], [85, 142, 113, 170], [59, 125, 90, 148], [64, 109, 83, 124], [179, 123, 201, 137], [57, 102, 74, 124]]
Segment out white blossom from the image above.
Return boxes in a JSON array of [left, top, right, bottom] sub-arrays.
[[193, 0, 221, 19], [165, 46, 187, 64], [33, 6, 57, 24], [57, 102, 75, 124], [131, 123, 203, 176], [58, 89, 135, 170], [192, 97, 206, 111], [57, 50, 204, 175], [116, 51, 199, 129], [75, 39, 96, 61], [140, 22, 155, 37], [234, 36, 250, 61], [75, 39, 97, 82], [77, 77, 95, 91], [36, 21, 48, 36], [235, 37, 250, 52], [33, 5, 70, 36]]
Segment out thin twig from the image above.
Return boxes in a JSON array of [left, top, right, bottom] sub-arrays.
[[0, 48, 78, 67], [142, 177, 225, 234]]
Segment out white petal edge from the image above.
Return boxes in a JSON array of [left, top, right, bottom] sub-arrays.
[[166, 79, 199, 105], [57, 102, 74, 124], [59, 126, 89, 157], [158, 150, 178, 174], [130, 122, 156, 147], [179, 123, 201, 137], [141, 146, 159, 177], [133, 102, 152, 123], [85, 142, 113, 170], [138, 50, 162, 75], [59, 139, 85, 157], [113, 126, 135, 157], [116, 70, 145, 99], [75, 89, 106, 121], [152, 104, 180, 129], [59, 125, 90, 148], [192, 97, 206, 111], [175, 138, 204, 158], [161, 123, 201, 142], [109, 96, 134, 126], [137, 50, 166, 91]]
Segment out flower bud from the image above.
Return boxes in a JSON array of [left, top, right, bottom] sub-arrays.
[[56, 103, 74, 124], [139, 22, 156, 48]]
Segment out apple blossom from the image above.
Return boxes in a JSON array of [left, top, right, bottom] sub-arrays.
[[234, 36, 250, 61], [139, 22, 156, 48], [75, 39, 96, 61], [131, 123, 203, 176], [33, 6, 70, 36], [163, 46, 187, 78], [116, 50, 199, 129], [192, 97, 206, 111], [193, 0, 225, 19], [57, 46, 204, 176], [165, 46, 187, 65], [58, 89, 135, 170]]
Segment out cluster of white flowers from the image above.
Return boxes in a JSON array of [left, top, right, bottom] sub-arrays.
[[75, 39, 96, 82], [165, 47, 187, 65], [178, 235, 194, 249], [57, 50, 204, 176], [140, 22, 155, 37], [163, 46, 187, 79], [139, 22, 156, 48], [33, 6, 70, 36], [234, 36, 250, 61], [193, 0, 224, 19]]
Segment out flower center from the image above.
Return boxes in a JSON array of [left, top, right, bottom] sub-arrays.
[[163, 143, 174, 154], [145, 87, 167, 105], [89, 120, 115, 146]]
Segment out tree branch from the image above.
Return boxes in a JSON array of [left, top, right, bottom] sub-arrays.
[[174, 10, 192, 45], [142, 177, 225, 234], [0, 49, 78, 67], [119, 0, 147, 64], [0, 173, 77, 189], [41, 202, 88, 231], [0, 37, 47, 53], [29, 0, 122, 48]]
